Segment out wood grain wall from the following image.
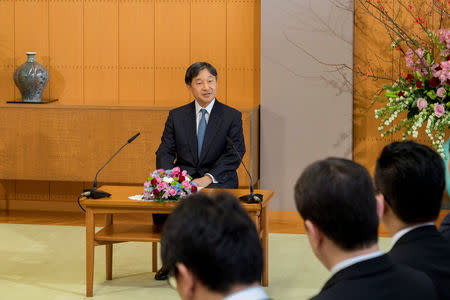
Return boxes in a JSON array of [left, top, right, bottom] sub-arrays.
[[0, 0, 260, 108], [353, 0, 449, 173]]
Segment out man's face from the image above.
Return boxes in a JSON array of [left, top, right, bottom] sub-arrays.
[[187, 68, 217, 107]]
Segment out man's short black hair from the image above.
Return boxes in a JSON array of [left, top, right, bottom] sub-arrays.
[[161, 192, 263, 293], [294, 157, 379, 251], [185, 62, 217, 85], [375, 140, 445, 223]]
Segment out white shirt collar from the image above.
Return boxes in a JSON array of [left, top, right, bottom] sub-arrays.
[[330, 250, 384, 275], [223, 286, 268, 300], [195, 98, 215, 115], [391, 222, 435, 247]]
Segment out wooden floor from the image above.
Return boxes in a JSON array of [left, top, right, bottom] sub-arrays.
[[1, 209, 449, 236]]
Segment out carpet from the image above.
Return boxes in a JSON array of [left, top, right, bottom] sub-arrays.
[[0, 224, 392, 299]]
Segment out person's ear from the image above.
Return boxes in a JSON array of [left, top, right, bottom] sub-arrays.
[[375, 194, 385, 219], [305, 219, 323, 252], [176, 263, 196, 300], [186, 84, 192, 92]]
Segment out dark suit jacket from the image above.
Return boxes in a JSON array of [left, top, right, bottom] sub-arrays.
[[439, 213, 450, 241], [156, 100, 245, 188], [389, 225, 450, 300], [311, 254, 436, 300]]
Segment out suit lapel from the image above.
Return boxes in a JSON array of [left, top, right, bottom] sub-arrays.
[[184, 101, 199, 164], [199, 100, 224, 163]]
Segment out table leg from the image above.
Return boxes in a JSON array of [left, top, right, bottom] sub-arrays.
[[152, 242, 158, 272], [261, 204, 269, 286], [105, 214, 113, 280], [86, 209, 95, 297]]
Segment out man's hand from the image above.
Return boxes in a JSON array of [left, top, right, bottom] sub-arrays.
[[192, 175, 213, 188]]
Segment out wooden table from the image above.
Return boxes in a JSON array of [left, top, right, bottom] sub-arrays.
[[80, 185, 273, 297]]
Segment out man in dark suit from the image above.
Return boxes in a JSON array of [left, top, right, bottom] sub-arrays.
[[153, 62, 245, 280], [375, 141, 450, 300], [156, 61, 245, 189], [294, 158, 437, 300]]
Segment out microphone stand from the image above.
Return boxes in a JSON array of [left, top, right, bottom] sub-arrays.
[[81, 132, 141, 199], [226, 137, 262, 204]]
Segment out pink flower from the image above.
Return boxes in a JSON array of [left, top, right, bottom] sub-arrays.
[[181, 170, 188, 176], [405, 48, 415, 68], [434, 103, 445, 117], [434, 61, 450, 83], [172, 167, 180, 174], [437, 87, 447, 98], [155, 176, 162, 184], [417, 98, 427, 110], [169, 188, 177, 196], [159, 182, 168, 189], [182, 180, 190, 189]]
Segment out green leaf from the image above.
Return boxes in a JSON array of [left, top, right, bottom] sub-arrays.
[[427, 90, 437, 100], [426, 53, 431, 65], [416, 71, 423, 79]]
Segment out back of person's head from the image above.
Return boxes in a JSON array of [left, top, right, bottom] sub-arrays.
[[375, 140, 445, 224], [294, 157, 379, 251], [161, 192, 263, 293], [185, 62, 217, 85]]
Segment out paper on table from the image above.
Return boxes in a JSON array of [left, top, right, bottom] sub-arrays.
[[128, 187, 203, 201]]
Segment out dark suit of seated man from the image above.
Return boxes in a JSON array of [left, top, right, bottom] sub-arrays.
[[153, 62, 245, 280], [294, 158, 437, 300], [375, 141, 450, 300]]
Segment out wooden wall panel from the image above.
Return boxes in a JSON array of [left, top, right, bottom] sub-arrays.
[[14, 0, 49, 100], [0, 0, 14, 100], [191, 0, 227, 101], [49, 0, 83, 104], [227, 1, 256, 108], [118, 0, 155, 105], [83, 0, 119, 105], [0, 0, 260, 106], [154, 1, 190, 106]]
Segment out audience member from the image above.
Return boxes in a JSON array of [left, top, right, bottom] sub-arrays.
[[375, 141, 450, 300], [439, 144, 450, 240], [294, 157, 437, 300], [161, 192, 268, 300]]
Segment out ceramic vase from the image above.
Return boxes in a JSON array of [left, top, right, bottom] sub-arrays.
[[13, 52, 49, 102]]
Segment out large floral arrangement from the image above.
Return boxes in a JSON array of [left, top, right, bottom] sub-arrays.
[[375, 29, 450, 156], [348, 0, 450, 157], [143, 167, 198, 203]]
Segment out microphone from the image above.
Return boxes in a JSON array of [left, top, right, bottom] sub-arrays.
[[81, 132, 141, 199], [226, 136, 262, 204]]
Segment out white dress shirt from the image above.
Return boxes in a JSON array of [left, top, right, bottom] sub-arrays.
[[194, 99, 218, 183], [223, 286, 269, 300], [330, 250, 384, 275], [390, 222, 435, 247]]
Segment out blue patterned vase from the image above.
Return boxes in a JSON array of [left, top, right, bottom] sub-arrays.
[[13, 52, 49, 102]]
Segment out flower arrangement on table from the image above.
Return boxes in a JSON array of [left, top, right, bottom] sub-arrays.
[[348, 0, 450, 157], [143, 167, 198, 203]]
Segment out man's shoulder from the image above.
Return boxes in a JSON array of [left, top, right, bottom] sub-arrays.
[[169, 102, 194, 115], [389, 226, 450, 261], [213, 101, 242, 119], [313, 257, 436, 300]]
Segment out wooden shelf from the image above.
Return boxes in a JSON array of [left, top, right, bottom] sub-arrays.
[[95, 224, 162, 242]]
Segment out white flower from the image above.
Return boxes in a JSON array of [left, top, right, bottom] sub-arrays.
[[163, 177, 174, 184]]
